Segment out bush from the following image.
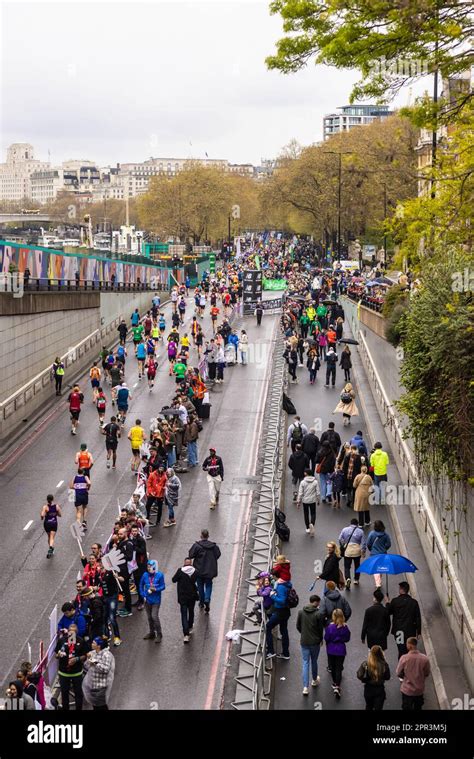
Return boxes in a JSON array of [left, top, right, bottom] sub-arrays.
[[385, 303, 407, 347], [382, 283, 409, 319]]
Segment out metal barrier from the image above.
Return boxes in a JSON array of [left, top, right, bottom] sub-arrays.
[[0, 278, 162, 293], [355, 326, 474, 674], [231, 328, 286, 710]]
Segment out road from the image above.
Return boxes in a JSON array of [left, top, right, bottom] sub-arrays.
[[0, 292, 278, 710], [271, 331, 440, 710]]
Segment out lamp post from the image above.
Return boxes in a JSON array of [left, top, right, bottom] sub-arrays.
[[323, 150, 353, 261]]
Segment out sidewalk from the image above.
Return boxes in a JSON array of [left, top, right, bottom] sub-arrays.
[[272, 331, 442, 710]]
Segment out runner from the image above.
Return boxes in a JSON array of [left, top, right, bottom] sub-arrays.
[[158, 313, 166, 339], [75, 443, 94, 479], [116, 382, 131, 427], [128, 419, 146, 473], [68, 385, 84, 435], [136, 340, 146, 379], [178, 296, 186, 324], [143, 311, 153, 337], [40, 494, 62, 558], [117, 319, 128, 346], [131, 308, 140, 327], [89, 362, 101, 402], [110, 361, 124, 404], [202, 447, 224, 509], [151, 321, 160, 344], [146, 336, 156, 359], [132, 322, 144, 356], [199, 291, 206, 318], [210, 304, 219, 334], [70, 469, 91, 530], [102, 415, 121, 469], [146, 356, 158, 390]]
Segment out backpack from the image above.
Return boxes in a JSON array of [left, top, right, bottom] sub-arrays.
[[275, 508, 290, 542], [282, 393, 297, 416], [291, 424, 303, 442], [286, 587, 299, 609], [340, 392, 352, 404]]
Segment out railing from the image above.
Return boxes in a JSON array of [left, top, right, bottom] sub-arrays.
[[356, 327, 474, 675], [231, 328, 286, 710], [0, 277, 167, 293]]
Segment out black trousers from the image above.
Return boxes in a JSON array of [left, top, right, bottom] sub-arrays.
[[122, 572, 132, 612], [328, 654, 345, 687], [208, 363, 216, 380], [402, 694, 424, 711], [344, 368, 351, 382], [325, 366, 336, 386], [302, 502, 316, 529], [344, 555, 361, 580], [146, 496, 163, 524], [55, 375, 63, 394], [180, 601, 196, 635], [364, 685, 386, 710], [59, 674, 83, 710]]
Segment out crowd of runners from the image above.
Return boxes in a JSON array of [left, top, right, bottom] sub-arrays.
[[5, 238, 430, 712]]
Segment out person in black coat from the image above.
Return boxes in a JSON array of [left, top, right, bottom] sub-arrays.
[[172, 558, 200, 641], [320, 423, 341, 455], [340, 346, 352, 383], [318, 542, 341, 586], [288, 444, 310, 498], [361, 589, 391, 650], [385, 581, 422, 658], [302, 429, 320, 475], [315, 441, 336, 502], [188, 529, 221, 613]]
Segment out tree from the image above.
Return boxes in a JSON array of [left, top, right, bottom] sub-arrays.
[[266, 0, 474, 111], [261, 114, 418, 246]]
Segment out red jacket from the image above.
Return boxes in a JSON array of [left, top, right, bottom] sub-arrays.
[[146, 470, 167, 498]]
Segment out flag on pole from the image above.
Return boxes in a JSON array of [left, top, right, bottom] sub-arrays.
[[235, 237, 241, 258]]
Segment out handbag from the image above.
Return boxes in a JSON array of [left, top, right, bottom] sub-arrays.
[[337, 567, 346, 590], [316, 456, 326, 474], [339, 525, 358, 558]]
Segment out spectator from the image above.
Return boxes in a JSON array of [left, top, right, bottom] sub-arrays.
[[396, 637, 431, 711], [361, 589, 391, 651], [385, 581, 422, 658], [296, 595, 324, 695], [324, 609, 351, 699], [357, 645, 391, 710]]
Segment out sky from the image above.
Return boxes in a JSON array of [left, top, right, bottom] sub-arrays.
[[1, 1, 423, 168]]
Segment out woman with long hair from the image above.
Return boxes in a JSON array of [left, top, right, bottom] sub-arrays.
[[357, 645, 391, 710], [340, 345, 352, 382], [334, 382, 359, 427], [324, 608, 351, 699]]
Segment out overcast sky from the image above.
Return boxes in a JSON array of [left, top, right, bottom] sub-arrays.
[[1, 1, 421, 167]]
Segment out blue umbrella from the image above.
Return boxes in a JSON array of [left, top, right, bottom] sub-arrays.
[[358, 554, 418, 593]]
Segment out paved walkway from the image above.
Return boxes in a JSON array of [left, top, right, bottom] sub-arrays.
[[272, 327, 441, 711]]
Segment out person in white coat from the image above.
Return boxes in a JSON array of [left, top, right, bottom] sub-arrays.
[[297, 469, 320, 536], [239, 330, 249, 365]]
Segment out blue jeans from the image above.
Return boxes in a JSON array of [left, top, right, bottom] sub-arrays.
[[240, 350, 247, 365], [105, 595, 120, 638], [301, 644, 321, 687], [266, 610, 290, 657], [373, 474, 387, 505], [196, 577, 213, 604], [319, 473, 333, 500], [167, 448, 176, 468], [187, 440, 198, 466], [166, 497, 175, 521]]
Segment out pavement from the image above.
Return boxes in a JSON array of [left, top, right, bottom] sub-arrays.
[[0, 291, 278, 710], [272, 332, 442, 711]]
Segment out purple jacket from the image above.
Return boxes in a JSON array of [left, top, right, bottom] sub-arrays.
[[324, 623, 351, 656], [257, 585, 273, 610]]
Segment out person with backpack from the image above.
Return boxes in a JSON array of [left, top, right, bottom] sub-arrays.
[[333, 383, 359, 426], [296, 595, 324, 694], [324, 609, 351, 699], [288, 444, 310, 501], [357, 645, 391, 710], [320, 422, 341, 455], [315, 440, 336, 503], [297, 469, 320, 536], [172, 557, 199, 643], [350, 430, 369, 458], [324, 347, 338, 387], [366, 521, 392, 589], [318, 580, 352, 626], [265, 577, 294, 661], [302, 427, 320, 474], [287, 416, 308, 452], [338, 518, 367, 589]]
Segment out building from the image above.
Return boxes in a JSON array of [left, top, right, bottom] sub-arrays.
[[323, 105, 393, 140], [414, 73, 472, 196], [0, 144, 50, 201]]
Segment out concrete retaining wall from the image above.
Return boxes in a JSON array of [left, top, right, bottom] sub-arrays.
[[342, 295, 474, 690]]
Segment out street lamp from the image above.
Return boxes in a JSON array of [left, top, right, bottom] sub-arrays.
[[323, 150, 353, 261]]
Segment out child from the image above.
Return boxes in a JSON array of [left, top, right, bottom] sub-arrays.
[[272, 554, 291, 581], [247, 572, 272, 625], [329, 464, 345, 509]]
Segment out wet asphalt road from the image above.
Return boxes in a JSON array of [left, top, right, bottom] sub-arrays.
[[0, 293, 277, 710]]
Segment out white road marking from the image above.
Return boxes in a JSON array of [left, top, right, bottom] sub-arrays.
[[56, 480, 64, 488], [133, 382, 138, 388], [23, 520, 33, 531]]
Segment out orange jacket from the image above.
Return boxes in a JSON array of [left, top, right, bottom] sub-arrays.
[[146, 470, 167, 498]]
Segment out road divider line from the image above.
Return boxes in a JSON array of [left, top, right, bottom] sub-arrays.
[[23, 520, 33, 531]]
